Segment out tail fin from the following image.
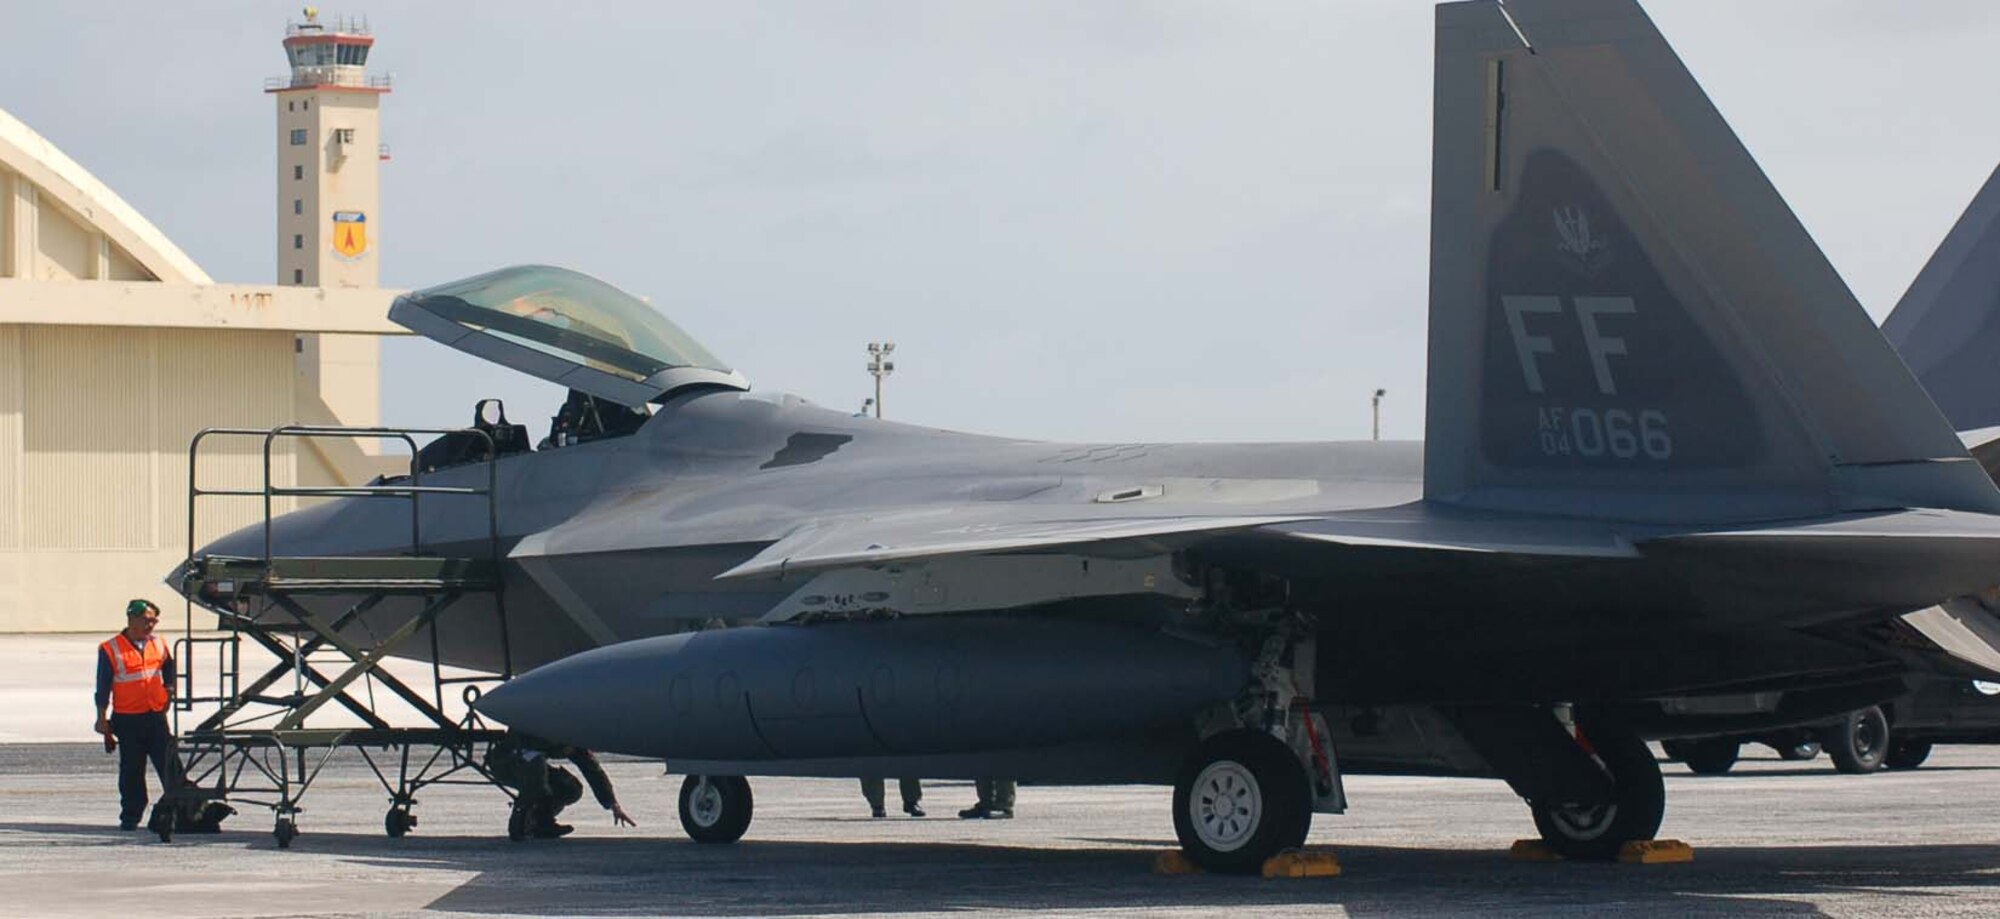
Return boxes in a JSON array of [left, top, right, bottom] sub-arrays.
[[1882, 164, 2000, 432], [1422, 0, 2000, 522]]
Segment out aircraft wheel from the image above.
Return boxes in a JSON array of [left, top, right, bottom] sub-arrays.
[[1529, 720, 1665, 861], [1171, 729, 1312, 874], [1678, 739, 1739, 776], [679, 775, 753, 844], [1827, 706, 1889, 774], [1884, 739, 1933, 770], [385, 806, 415, 838]]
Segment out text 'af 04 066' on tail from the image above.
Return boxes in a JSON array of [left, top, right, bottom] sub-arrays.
[[174, 0, 2000, 872]]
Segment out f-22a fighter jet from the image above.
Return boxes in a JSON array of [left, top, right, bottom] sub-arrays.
[[183, 0, 2000, 871]]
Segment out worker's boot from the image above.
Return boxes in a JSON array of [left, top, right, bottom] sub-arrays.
[[531, 803, 573, 838], [957, 804, 992, 819], [507, 803, 528, 842]]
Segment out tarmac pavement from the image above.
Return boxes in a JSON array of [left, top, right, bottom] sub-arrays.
[[3, 741, 2000, 917]]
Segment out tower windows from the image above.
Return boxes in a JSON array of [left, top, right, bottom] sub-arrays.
[[293, 269, 304, 284], [288, 101, 295, 112], [293, 199, 303, 215], [294, 165, 304, 180], [290, 128, 307, 145], [293, 234, 303, 250]]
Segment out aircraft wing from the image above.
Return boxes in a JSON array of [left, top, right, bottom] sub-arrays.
[[713, 511, 1317, 580]]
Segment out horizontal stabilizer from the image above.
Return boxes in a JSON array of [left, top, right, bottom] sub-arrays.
[[714, 512, 1314, 581], [1638, 509, 2000, 611], [1900, 601, 2000, 681]]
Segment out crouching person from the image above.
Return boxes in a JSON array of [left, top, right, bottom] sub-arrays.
[[488, 728, 636, 841]]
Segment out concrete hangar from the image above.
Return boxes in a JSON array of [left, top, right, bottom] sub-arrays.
[[0, 12, 402, 631]]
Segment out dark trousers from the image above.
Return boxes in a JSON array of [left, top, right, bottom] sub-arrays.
[[111, 711, 173, 826], [861, 777, 921, 810], [975, 778, 1016, 810], [516, 761, 583, 827]]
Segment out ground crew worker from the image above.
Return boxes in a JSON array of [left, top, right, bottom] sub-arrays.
[[959, 778, 1015, 819], [860, 777, 923, 818], [488, 729, 636, 841], [93, 599, 176, 831]]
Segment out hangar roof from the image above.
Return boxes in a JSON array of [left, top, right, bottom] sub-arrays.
[[0, 106, 211, 285]]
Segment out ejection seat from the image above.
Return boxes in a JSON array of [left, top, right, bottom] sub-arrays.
[[416, 399, 531, 473]]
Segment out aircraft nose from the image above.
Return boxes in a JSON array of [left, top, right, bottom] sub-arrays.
[[473, 638, 674, 755]]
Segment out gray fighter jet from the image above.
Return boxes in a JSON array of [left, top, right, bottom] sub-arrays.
[[183, 0, 2000, 871]]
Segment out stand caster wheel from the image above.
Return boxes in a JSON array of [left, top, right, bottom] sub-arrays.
[[274, 817, 298, 849], [385, 807, 416, 838]]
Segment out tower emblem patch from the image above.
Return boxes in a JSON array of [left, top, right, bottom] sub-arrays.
[[332, 211, 369, 260]]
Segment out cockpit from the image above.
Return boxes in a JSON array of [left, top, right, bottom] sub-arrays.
[[388, 265, 750, 471]]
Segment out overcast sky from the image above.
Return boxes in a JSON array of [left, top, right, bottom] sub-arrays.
[[5, 1, 1998, 442]]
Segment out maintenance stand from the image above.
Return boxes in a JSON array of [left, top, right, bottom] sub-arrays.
[[167, 424, 516, 848]]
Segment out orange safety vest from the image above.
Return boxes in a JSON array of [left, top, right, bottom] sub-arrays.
[[101, 634, 170, 715]]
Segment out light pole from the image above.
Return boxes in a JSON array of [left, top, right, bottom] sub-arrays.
[[866, 342, 896, 419], [1372, 388, 1386, 441]]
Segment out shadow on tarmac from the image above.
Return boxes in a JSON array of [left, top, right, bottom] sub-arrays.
[[5, 819, 1999, 916]]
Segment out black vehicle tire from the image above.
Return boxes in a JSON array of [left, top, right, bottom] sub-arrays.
[[385, 807, 413, 838], [274, 817, 298, 850], [1529, 719, 1666, 861], [1827, 706, 1890, 774], [1172, 729, 1314, 874], [1778, 741, 1822, 762], [1659, 739, 1694, 762], [679, 775, 753, 844], [1884, 739, 1933, 770], [1679, 739, 1740, 776]]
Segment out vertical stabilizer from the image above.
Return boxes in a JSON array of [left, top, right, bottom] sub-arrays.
[[1883, 164, 2000, 432], [1424, 0, 1999, 522]]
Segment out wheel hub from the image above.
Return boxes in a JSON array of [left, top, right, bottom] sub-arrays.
[[1547, 801, 1618, 841], [1189, 761, 1263, 852], [689, 781, 723, 827]]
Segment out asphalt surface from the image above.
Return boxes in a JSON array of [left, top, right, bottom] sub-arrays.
[[3, 742, 2000, 917]]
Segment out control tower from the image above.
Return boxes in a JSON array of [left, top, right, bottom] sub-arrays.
[[268, 8, 390, 445], [269, 7, 389, 290]]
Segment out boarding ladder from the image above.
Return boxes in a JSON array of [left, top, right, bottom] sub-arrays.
[[166, 425, 516, 848]]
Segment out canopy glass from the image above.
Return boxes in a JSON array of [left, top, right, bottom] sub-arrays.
[[389, 265, 748, 405]]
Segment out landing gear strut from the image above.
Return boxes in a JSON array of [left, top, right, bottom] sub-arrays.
[[678, 775, 753, 843]]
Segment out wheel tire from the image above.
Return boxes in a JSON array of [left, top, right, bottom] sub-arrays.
[[1778, 741, 1822, 762], [274, 818, 297, 850], [679, 775, 753, 844], [1529, 719, 1666, 862], [1659, 739, 1694, 763], [1171, 729, 1313, 874], [1827, 706, 1890, 774], [1884, 739, 1933, 770], [1679, 739, 1739, 776], [385, 808, 412, 838]]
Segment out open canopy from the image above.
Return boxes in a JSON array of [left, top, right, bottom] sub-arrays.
[[389, 265, 749, 406]]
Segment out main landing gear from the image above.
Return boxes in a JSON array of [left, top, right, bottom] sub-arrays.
[[1525, 720, 1665, 860], [678, 775, 753, 843], [1450, 705, 1665, 861]]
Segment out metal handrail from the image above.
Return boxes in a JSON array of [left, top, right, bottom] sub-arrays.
[[182, 423, 513, 682]]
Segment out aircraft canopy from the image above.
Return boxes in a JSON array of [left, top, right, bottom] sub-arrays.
[[389, 265, 749, 406]]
